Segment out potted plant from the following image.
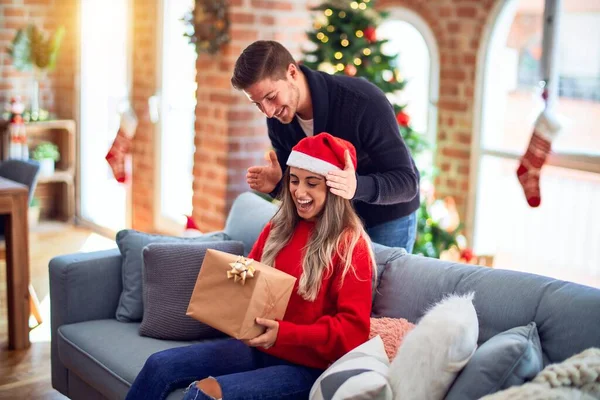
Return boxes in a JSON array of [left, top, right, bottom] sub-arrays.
[[7, 24, 65, 121], [32, 141, 60, 176], [29, 197, 40, 227]]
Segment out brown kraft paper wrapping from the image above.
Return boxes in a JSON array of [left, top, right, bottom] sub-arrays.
[[186, 249, 297, 340]]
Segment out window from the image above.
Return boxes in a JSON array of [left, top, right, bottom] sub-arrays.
[[472, 0, 600, 287]]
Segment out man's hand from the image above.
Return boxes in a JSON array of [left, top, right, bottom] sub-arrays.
[[246, 151, 282, 194], [245, 318, 279, 349], [326, 150, 357, 199]]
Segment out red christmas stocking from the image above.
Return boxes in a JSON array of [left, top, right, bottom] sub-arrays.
[[516, 110, 560, 207], [106, 107, 138, 183]]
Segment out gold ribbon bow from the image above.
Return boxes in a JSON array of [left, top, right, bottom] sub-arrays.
[[227, 256, 256, 285]]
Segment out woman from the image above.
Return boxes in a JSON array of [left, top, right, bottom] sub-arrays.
[[125, 133, 375, 400]]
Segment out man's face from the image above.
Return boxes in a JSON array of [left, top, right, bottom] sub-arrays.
[[243, 70, 300, 124]]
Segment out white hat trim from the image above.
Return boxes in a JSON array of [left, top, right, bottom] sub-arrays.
[[287, 150, 341, 176]]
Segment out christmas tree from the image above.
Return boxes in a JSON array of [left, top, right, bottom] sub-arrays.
[[303, 0, 459, 257]]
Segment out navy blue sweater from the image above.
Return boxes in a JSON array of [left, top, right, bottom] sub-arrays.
[[267, 65, 420, 228]]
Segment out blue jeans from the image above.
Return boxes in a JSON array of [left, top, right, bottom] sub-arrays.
[[366, 211, 417, 253], [125, 339, 324, 400]]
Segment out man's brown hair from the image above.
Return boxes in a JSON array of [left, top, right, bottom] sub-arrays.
[[231, 40, 297, 90]]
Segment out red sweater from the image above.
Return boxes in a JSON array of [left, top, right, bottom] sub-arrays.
[[248, 220, 373, 370]]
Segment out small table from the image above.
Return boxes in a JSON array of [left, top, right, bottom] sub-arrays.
[[0, 177, 30, 350]]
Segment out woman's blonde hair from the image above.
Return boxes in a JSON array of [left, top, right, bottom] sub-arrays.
[[261, 168, 376, 301]]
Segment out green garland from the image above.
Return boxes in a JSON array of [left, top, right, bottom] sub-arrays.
[[183, 0, 230, 54]]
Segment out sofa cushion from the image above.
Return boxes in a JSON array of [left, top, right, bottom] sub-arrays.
[[223, 192, 278, 256], [368, 317, 415, 361], [389, 293, 478, 400], [309, 335, 392, 400], [371, 242, 405, 283], [140, 241, 244, 340], [445, 322, 544, 399], [372, 253, 600, 365], [371, 242, 406, 303], [115, 229, 231, 322], [58, 320, 209, 399]]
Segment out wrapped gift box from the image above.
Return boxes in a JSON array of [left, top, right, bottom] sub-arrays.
[[187, 249, 296, 340]]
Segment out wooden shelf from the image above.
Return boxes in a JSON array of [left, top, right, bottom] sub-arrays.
[[37, 169, 75, 184], [25, 119, 76, 133], [0, 119, 77, 222], [26, 120, 76, 172]]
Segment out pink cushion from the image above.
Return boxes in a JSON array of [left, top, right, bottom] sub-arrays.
[[369, 317, 416, 361]]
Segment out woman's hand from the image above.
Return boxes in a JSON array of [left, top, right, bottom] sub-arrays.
[[246, 318, 279, 349]]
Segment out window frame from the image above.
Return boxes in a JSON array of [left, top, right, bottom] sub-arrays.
[[380, 7, 440, 149]]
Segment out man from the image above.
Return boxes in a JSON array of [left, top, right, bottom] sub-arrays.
[[231, 40, 420, 251]]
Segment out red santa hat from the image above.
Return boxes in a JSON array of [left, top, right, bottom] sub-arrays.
[[286, 132, 357, 176]]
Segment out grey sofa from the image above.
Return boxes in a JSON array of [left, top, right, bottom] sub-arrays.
[[50, 192, 600, 400]]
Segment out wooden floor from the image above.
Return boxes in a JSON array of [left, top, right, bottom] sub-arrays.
[[0, 222, 116, 400]]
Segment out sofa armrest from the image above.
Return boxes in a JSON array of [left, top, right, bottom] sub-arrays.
[[50, 248, 123, 324], [50, 248, 122, 395]]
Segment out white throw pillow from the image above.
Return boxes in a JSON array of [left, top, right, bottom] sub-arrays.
[[310, 335, 393, 400], [389, 293, 479, 400]]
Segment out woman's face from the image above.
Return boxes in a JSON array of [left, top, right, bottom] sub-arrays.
[[289, 167, 327, 221]]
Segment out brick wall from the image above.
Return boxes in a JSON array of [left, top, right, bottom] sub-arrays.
[[192, 0, 310, 232], [378, 0, 496, 226], [51, 0, 77, 120], [131, 0, 158, 232], [0, 0, 76, 119]]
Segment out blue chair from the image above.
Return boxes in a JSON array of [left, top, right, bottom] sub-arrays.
[[0, 159, 41, 210]]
